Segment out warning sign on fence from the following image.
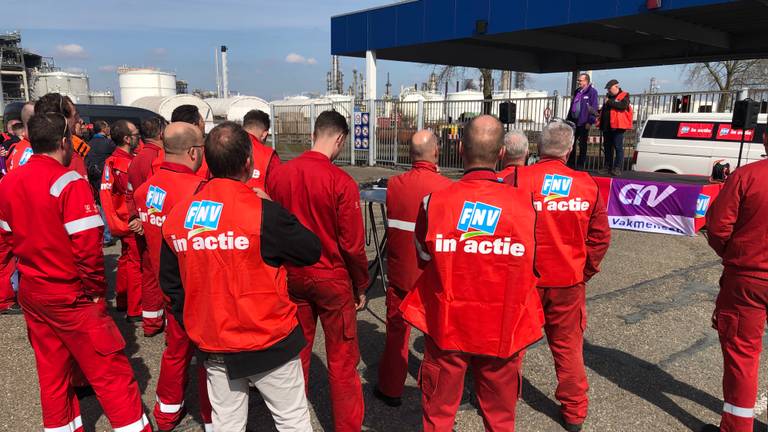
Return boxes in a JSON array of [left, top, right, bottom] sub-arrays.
[[354, 109, 370, 150]]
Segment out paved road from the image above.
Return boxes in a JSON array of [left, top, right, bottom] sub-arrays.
[[0, 166, 763, 431]]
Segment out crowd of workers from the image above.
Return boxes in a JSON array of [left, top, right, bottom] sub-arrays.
[[0, 80, 764, 432]]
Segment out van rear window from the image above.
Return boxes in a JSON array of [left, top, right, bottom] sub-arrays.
[[643, 120, 766, 143]]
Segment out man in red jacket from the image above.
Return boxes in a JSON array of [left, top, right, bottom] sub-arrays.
[[269, 110, 369, 432], [497, 129, 529, 183], [0, 112, 150, 432], [135, 122, 212, 431], [101, 121, 142, 322], [160, 122, 321, 431], [127, 116, 167, 334], [374, 129, 452, 407], [703, 135, 768, 432], [510, 121, 611, 432], [33, 93, 88, 179], [7, 102, 34, 173], [242, 109, 280, 192], [400, 115, 543, 431]]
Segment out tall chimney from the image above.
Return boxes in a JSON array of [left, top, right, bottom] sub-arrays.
[[214, 48, 221, 98], [221, 45, 229, 98]]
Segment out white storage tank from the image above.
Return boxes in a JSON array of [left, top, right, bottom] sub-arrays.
[[118, 68, 177, 106], [445, 90, 484, 121], [131, 95, 214, 132], [89, 91, 115, 105], [206, 96, 271, 122], [32, 71, 91, 103], [401, 90, 445, 123]]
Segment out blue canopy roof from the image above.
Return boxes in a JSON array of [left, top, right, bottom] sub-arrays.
[[331, 0, 768, 72]]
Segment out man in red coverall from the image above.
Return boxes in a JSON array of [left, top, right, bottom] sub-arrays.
[[33, 93, 88, 178], [400, 115, 544, 431], [373, 129, 452, 407], [134, 122, 212, 431], [0, 102, 34, 315], [242, 109, 280, 192], [269, 110, 369, 431], [509, 121, 611, 432], [702, 134, 768, 432], [0, 112, 150, 432], [101, 120, 143, 323], [126, 117, 167, 334], [497, 129, 529, 183]]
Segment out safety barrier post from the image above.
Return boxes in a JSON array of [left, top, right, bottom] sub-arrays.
[[368, 98, 377, 166], [269, 104, 277, 150], [417, 100, 424, 130]]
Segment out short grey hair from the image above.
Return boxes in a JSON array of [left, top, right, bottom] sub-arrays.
[[539, 122, 574, 158], [503, 130, 529, 160]]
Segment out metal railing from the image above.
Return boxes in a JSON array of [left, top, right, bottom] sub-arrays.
[[269, 88, 768, 171]]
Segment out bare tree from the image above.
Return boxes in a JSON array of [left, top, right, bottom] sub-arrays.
[[432, 66, 497, 113], [684, 60, 768, 110]]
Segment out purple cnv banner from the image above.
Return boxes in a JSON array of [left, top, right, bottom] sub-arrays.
[[607, 178, 703, 236]]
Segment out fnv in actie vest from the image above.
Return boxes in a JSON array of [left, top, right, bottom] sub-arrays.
[[401, 179, 544, 359]]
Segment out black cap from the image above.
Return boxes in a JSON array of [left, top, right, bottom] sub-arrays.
[[605, 79, 619, 90]]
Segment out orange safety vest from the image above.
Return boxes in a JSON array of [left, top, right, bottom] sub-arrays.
[[400, 174, 543, 358], [162, 178, 299, 353], [517, 159, 601, 287], [134, 162, 205, 281], [100, 150, 133, 237], [72, 135, 91, 158], [246, 133, 276, 191], [610, 91, 633, 130]]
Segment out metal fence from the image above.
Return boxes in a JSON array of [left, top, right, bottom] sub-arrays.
[[270, 88, 768, 171]]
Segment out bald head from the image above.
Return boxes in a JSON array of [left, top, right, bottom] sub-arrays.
[[462, 115, 504, 167], [164, 122, 203, 154], [410, 130, 439, 164]]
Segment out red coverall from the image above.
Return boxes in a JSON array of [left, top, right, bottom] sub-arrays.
[[377, 161, 452, 398], [706, 158, 768, 432], [511, 158, 611, 426], [0, 154, 150, 432], [8, 137, 32, 172], [135, 162, 212, 431], [269, 150, 369, 432], [101, 147, 142, 319], [401, 168, 543, 431], [127, 140, 165, 333]]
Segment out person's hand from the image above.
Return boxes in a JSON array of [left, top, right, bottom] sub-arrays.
[[252, 187, 272, 201], [128, 218, 144, 235], [355, 292, 367, 311]]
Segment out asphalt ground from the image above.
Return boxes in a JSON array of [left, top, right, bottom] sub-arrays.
[[0, 165, 763, 432]]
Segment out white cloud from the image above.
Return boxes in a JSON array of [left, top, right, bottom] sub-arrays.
[[54, 44, 88, 59], [285, 53, 316, 65], [98, 65, 117, 72]]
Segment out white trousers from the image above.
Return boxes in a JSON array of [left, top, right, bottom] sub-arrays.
[[205, 355, 312, 432]]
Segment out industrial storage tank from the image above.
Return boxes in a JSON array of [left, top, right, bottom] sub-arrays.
[[32, 71, 91, 103], [89, 91, 115, 105], [206, 96, 270, 123], [492, 90, 549, 124], [118, 68, 177, 106], [131, 95, 214, 132], [270, 96, 313, 135], [400, 90, 446, 123], [445, 90, 484, 121]]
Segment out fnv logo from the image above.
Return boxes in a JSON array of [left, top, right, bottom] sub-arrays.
[[696, 194, 711, 218], [146, 185, 167, 214], [184, 200, 223, 238], [457, 201, 502, 241], [19, 147, 33, 166], [541, 174, 573, 202]]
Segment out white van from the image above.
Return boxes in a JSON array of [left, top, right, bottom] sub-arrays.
[[633, 113, 767, 176]]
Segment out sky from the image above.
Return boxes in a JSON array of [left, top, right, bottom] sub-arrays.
[[6, 0, 699, 103]]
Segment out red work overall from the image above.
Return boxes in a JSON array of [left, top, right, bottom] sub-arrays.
[[512, 158, 611, 425], [706, 158, 768, 432], [378, 161, 451, 398]]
